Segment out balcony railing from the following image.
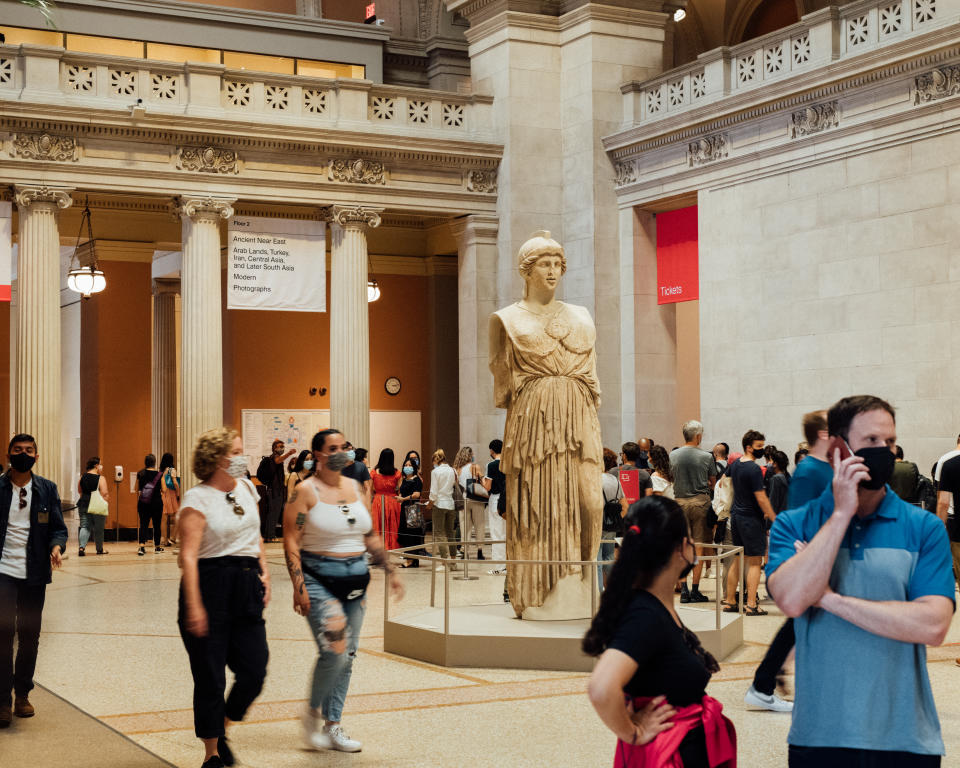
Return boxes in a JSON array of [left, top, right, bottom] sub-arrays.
[[0, 44, 494, 140], [622, 0, 960, 126]]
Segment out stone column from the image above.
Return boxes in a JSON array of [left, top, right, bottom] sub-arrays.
[[175, 196, 234, 490], [328, 205, 382, 450], [152, 278, 180, 463], [451, 215, 501, 455], [13, 185, 72, 480]]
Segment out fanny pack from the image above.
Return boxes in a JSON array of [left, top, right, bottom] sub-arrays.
[[302, 559, 370, 603]]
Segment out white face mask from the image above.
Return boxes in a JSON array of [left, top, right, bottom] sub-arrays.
[[226, 455, 249, 478]]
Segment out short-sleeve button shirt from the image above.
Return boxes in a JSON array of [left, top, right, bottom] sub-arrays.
[[767, 487, 955, 755]]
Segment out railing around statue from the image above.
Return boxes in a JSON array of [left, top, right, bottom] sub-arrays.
[[382, 537, 745, 668]]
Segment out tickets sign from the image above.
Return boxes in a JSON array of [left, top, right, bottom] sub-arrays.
[[656, 205, 698, 305]]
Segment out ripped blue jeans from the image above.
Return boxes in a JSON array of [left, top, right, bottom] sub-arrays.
[[301, 552, 367, 722]]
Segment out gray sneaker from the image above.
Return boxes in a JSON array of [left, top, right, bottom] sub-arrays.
[[302, 706, 329, 750], [744, 684, 793, 712], [325, 724, 362, 752]]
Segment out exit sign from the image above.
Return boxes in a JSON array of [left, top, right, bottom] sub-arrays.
[[365, 3, 376, 19]]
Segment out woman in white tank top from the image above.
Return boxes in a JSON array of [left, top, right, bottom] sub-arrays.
[[283, 429, 405, 754]]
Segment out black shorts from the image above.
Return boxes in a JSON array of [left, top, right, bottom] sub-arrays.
[[730, 514, 766, 557]]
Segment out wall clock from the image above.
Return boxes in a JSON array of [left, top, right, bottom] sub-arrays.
[[385, 376, 401, 395]]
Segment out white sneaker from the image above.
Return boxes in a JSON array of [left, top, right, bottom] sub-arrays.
[[744, 685, 793, 712], [302, 706, 329, 750], [325, 724, 362, 752]]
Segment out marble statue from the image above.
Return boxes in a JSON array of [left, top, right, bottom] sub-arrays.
[[489, 232, 603, 620]]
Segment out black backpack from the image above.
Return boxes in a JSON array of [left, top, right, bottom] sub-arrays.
[[602, 482, 624, 534]]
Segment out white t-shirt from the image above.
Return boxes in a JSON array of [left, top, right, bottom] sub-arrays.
[[0, 479, 32, 579], [181, 479, 261, 559], [651, 472, 675, 499]]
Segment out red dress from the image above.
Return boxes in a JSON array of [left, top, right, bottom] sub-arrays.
[[371, 470, 402, 550]]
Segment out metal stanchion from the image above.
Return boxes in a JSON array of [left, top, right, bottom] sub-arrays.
[[114, 479, 121, 543], [455, 500, 479, 581]]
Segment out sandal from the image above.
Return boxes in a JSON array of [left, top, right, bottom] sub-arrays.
[[722, 602, 739, 613], [744, 605, 768, 616]]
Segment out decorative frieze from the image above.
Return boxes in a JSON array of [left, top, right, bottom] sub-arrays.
[[466, 169, 497, 193], [914, 65, 960, 105], [790, 101, 839, 138], [687, 134, 728, 167], [175, 146, 239, 175], [328, 158, 386, 185], [614, 160, 637, 187], [11, 133, 80, 162]]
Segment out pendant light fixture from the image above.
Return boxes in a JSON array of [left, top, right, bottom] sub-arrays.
[[367, 249, 380, 303], [66, 199, 106, 299]]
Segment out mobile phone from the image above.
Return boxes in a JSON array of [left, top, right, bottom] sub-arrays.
[[827, 436, 851, 466]]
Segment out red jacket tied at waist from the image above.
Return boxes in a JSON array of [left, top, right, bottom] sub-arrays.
[[613, 694, 736, 768]]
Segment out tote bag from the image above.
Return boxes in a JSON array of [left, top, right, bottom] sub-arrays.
[[88, 489, 109, 516]]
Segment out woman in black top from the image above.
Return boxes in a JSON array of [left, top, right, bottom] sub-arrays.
[[584, 496, 735, 768], [77, 456, 110, 556], [137, 453, 164, 556], [767, 451, 791, 515], [396, 457, 424, 567]]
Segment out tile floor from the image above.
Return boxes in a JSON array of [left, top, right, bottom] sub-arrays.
[[16, 543, 960, 767]]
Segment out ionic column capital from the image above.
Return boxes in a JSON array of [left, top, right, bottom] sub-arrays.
[[327, 204, 384, 230], [174, 195, 236, 223], [13, 185, 74, 211]]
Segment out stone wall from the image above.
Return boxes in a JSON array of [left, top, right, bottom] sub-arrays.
[[698, 133, 960, 473]]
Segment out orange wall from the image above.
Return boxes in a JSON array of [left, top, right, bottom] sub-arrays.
[[224, 272, 432, 457], [80, 261, 153, 529]]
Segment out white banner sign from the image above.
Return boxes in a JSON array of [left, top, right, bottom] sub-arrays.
[[227, 216, 325, 312], [0, 202, 10, 301]]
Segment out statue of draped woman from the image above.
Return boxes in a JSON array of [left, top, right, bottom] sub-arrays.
[[489, 232, 603, 620]]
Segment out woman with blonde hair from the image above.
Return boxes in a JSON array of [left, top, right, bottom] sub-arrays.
[[428, 449, 459, 569], [453, 446, 487, 561], [178, 428, 270, 768]]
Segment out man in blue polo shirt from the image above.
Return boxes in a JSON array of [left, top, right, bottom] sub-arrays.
[[767, 395, 954, 767]]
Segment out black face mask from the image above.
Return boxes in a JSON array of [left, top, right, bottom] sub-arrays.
[[9, 453, 36, 473], [679, 543, 697, 580], [638, 450, 648, 462], [855, 446, 895, 490]]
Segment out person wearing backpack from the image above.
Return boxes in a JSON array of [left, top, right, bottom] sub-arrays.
[[598, 448, 626, 589], [137, 454, 164, 555]]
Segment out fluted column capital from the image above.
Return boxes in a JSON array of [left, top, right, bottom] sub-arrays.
[[13, 185, 73, 211], [327, 204, 384, 230], [174, 195, 236, 223]]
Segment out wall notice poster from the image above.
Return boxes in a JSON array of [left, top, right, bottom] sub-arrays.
[[227, 216, 325, 312], [241, 409, 422, 475], [656, 205, 698, 305], [0, 202, 11, 301]]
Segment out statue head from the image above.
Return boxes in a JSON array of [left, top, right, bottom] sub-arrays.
[[518, 231, 566, 298]]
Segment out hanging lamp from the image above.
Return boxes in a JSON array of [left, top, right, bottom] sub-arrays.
[[366, 249, 380, 303], [67, 200, 106, 299]]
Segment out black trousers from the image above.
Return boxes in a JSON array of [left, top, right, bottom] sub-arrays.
[[138, 502, 162, 546], [0, 574, 46, 704], [789, 745, 940, 767], [178, 557, 269, 739], [753, 618, 794, 695]]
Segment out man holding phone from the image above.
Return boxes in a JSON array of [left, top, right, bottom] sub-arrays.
[[767, 396, 954, 767]]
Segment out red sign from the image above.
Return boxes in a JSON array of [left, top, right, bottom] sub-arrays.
[[365, 3, 376, 19], [619, 469, 641, 505], [656, 205, 698, 304]]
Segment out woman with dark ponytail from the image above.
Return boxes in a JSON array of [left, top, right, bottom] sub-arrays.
[[584, 496, 736, 767]]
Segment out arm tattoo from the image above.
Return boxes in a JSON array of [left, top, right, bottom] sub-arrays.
[[289, 489, 299, 504], [285, 552, 306, 595], [295, 512, 306, 530]]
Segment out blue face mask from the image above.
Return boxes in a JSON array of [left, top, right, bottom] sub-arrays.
[[345, 450, 356, 462], [403, 465, 414, 476], [303, 459, 314, 471]]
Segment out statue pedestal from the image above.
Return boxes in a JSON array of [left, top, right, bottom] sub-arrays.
[[520, 571, 595, 621]]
